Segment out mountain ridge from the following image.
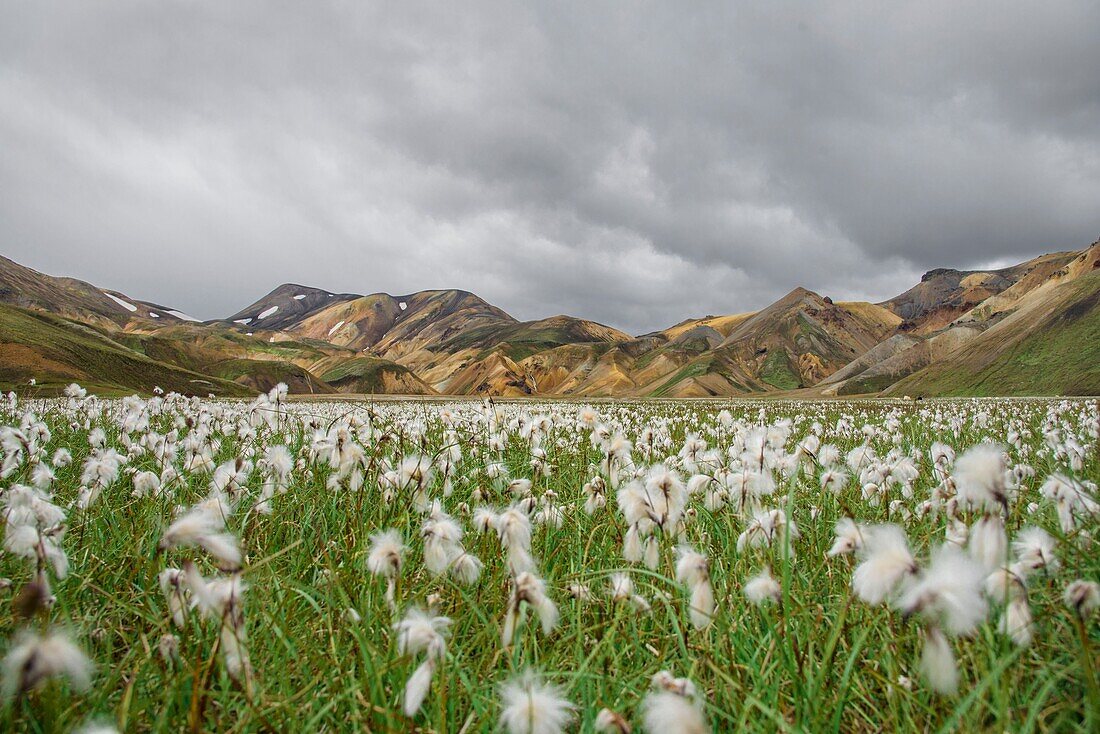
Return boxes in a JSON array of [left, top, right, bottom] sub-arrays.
[[1, 240, 1097, 397]]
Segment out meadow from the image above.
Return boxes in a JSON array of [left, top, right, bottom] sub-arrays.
[[1, 386, 1098, 732]]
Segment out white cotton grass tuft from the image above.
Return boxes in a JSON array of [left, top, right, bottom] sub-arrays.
[[450, 553, 484, 585], [944, 519, 969, 547], [642, 671, 707, 734], [827, 517, 863, 557], [497, 669, 575, 734], [929, 441, 956, 476], [984, 565, 1033, 647], [502, 572, 559, 645], [158, 634, 180, 665], [1040, 473, 1100, 533], [953, 443, 1008, 512], [394, 608, 451, 657], [622, 524, 643, 563], [895, 544, 987, 637], [641, 691, 707, 734], [608, 572, 651, 611], [743, 567, 781, 606], [52, 448, 72, 468], [1011, 526, 1059, 574], [420, 511, 482, 585], [2, 628, 93, 700], [674, 545, 714, 629], [495, 506, 536, 575], [650, 670, 697, 698], [819, 468, 848, 495], [968, 515, 1007, 571], [158, 568, 188, 628], [255, 444, 293, 513], [180, 564, 253, 690], [131, 470, 161, 498], [583, 478, 608, 515], [919, 626, 959, 695], [1000, 596, 1034, 647], [616, 464, 687, 534], [159, 499, 241, 571], [736, 508, 799, 554], [393, 608, 450, 717], [851, 524, 916, 605], [181, 563, 244, 618], [403, 662, 436, 718], [642, 536, 660, 570], [367, 529, 406, 578], [3, 507, 69, 581], [367, 529, 406, 612], [1064, 579, 1100, 618], [30, 463, 55, 491], [473, 506, 499, 532]]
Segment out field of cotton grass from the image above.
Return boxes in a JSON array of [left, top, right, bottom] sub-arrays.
[[1, 384, 1098, 732]]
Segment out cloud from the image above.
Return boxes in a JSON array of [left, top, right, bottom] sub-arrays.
[[1, 1, 1097, 333]]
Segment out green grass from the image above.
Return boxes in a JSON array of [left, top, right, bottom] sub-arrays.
[[208, 358, 331, 394], [648, 359, 712, 397], [0, 397, 1097, 732], [760, 347, 801, 390], [0, 305, 250, 397], [320, 356, 420, 393], [631, 348, 661, 371], [839, 372, 906, 397], [440, 321, 621, 362], [497, 340, 565, 363], [647, 353, 755, 396]]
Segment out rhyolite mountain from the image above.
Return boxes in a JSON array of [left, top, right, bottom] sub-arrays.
[[1, 240, 1097, 397]]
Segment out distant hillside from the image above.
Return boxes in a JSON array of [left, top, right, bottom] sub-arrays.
[[0, 304, 249, 396], [1, 239, 1097, 397], [886, 247, 1100, 396], [320, 357, 437, 395], [823, 241, 1100, 397], [879, 251, 1077, 334], [0, 255, 198, 328]]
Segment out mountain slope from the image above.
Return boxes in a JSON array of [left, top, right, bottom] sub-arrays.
[[0, 304, 250, 396], [880, 251, 1077, 334], [824, 241, 1100, 396], [1, 239, 1096, 397], [368, 290, 518, 359], [390, 322, 630, 396], [828, 326, 981, 396], [319, 357, 437, 395], [886, 262, 1100, 396], [656, 312, 755, 341], [227, 283, 359, 331], [289, 294, 403, 349], [711, 289, 901, 388], [0, 255, 197, 328]]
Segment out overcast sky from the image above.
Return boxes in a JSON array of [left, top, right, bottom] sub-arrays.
[[2, 2, 1098, 333]]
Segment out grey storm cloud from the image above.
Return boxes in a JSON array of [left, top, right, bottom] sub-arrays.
[[1, 1, 1098, 333]]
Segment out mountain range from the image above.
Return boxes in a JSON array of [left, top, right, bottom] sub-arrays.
[[1, 239, 1097, 398]]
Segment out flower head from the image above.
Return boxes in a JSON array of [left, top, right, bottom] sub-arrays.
[[2, 628, 93, 700], [498, 670, 575, 734]]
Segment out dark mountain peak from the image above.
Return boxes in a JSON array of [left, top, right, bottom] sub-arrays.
[[921, 268, 961, 283]]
